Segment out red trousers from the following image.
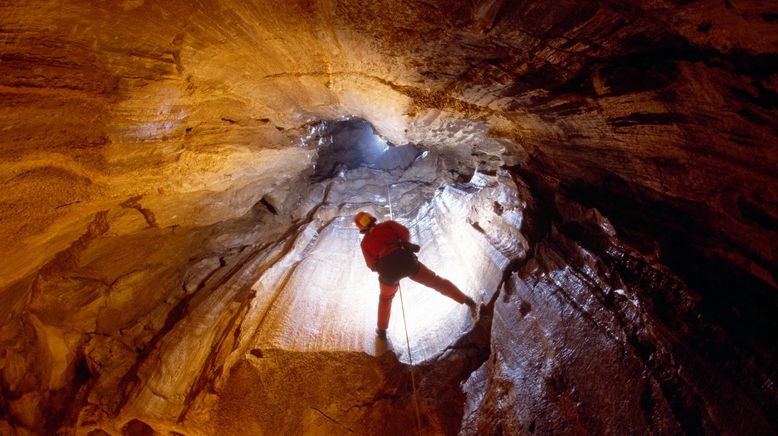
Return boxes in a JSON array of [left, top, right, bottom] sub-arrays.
[[377, 262, 467, 330]]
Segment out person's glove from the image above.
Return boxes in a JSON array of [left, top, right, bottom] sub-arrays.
[[404, 242, 421, 253]]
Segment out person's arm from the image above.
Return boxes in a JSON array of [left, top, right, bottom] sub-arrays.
[[388, 221, 420, 252], [361, 240, 377, 271]]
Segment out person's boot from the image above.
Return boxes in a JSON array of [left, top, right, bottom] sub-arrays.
[[375, 328, 387, 340], [464, 297, 478, 318]]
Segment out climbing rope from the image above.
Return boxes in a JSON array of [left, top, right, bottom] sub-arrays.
[[387, 183, 423, 434]]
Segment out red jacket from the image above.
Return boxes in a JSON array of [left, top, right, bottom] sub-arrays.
[[360, 220, 410, 270]]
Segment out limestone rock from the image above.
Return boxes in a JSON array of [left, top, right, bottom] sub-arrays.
[[1, 0, 776, 434]]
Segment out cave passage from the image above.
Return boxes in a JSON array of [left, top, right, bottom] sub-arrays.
[[246, 124, 517, 361], [176, 118, 517, 364], [2, 2, 777, 434]]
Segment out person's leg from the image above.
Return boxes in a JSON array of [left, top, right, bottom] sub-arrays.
[[410, 262, 468, 304], [377, 281, 399, 330]]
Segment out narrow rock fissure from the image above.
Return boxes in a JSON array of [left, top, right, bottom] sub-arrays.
[[309, 407, 356, 433]]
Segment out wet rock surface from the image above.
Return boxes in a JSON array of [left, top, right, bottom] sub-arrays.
[[462, 186, 776, 435]]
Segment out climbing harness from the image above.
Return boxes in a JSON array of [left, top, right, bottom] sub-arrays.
[[387, 183, 423, 434]]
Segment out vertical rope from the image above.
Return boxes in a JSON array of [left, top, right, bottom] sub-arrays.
[[387, 183, 423, 434], [398, 283, 422, 433]]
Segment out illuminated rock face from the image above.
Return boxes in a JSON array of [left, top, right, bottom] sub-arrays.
[[1, 1, 777, 434]]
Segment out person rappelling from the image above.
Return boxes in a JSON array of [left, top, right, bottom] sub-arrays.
[[354, 211, 478, 340]]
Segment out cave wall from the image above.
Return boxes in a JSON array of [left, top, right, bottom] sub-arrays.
[[461, 185, 776, 434], [1, 0, 777, 434]]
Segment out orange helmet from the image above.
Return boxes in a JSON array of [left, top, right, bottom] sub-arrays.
[[354, 211, 376, 233]]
